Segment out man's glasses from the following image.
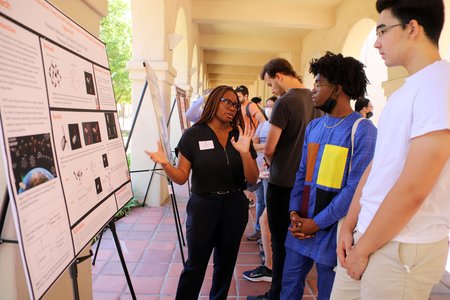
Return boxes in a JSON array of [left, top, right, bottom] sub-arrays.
[[313, 82, 335, 89], [220, 98, 241, 110], [376, 23, 404, 38]]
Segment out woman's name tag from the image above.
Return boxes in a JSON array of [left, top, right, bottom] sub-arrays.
[[199, 140, 214, 150]]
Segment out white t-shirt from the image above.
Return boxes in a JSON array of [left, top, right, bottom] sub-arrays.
[[357, 60, 450, 243]]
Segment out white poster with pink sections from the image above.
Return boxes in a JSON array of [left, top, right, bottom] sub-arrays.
[[0, 0, 133, 298]]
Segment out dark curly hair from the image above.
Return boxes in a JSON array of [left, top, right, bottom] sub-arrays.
[[196, 85, 244, 130], [309, 52, 369, 100], [376, 0, 444, 45]]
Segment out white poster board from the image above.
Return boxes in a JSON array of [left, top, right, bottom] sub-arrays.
[[144, 62, 172, 161], [0, 1, 133, 299]]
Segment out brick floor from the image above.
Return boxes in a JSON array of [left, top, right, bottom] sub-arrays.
[[92, 183, 450, 299]]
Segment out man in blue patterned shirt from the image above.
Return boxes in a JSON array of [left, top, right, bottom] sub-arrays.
[[281, 52, 377, 300]]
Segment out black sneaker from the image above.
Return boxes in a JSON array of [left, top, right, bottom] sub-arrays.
[[243, 265, 272, 282]]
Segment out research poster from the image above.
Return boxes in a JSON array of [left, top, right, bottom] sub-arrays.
[[144, 62, 172, 162], [175, 86, 190, 130], [0, 1, 133, 299]]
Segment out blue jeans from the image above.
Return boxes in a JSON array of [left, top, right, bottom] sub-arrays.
[[254, 179, 268, 232], [281, 248, 335, 300]]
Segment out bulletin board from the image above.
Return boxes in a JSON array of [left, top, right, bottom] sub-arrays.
[[0, 1, 133, 298]]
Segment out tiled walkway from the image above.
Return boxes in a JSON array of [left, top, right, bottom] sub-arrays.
[[92, 183, 450, 299]]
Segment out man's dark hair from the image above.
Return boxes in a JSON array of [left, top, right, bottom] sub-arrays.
[[355, 98, 371, 112], [267, 96, 278, 102], [251, 97, 262, 104], [309, 52, 369, 100], [376, 0, 444, 45], [235, 85, 249, 96], [260, 58, 297, 80]]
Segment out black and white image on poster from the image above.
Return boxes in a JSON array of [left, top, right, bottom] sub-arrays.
[[0, 1, 133, 299]]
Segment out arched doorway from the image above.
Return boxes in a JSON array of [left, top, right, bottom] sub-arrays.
[[342, 18, 387, 126], [170, 7, 189, 148]]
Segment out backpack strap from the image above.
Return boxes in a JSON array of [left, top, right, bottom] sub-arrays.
[[245, 102, 257, 129], [259, 106, 268, 120], [350, 117, 365, 171]]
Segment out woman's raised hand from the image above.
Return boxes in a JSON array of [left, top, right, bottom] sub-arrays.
[[231, 119, 255, 153], [145, 141, 169, 165]]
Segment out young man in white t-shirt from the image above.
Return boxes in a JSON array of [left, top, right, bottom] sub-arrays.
[[331, 1, 450, 299]]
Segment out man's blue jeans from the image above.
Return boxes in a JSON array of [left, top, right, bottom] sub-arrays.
[[281, 248, 335, 300], [254, 179, 268, 232]]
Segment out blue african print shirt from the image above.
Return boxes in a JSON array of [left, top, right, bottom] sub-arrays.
[[285, 112, 377, 267]]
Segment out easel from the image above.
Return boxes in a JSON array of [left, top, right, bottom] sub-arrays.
[[92, 217, 137, 299], [0, 191, 17, 246], [0, 189, 108, 300], [92, 69, 187, 270]]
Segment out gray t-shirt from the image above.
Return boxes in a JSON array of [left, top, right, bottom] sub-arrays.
[[269, 88, 319, 187]]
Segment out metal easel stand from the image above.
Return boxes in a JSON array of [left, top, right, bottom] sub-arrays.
[[0, 190, 18, 246], [92, 67, 186, 269], [69, 250, 93, 300]]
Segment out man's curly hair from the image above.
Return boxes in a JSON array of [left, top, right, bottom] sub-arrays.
[[309, 51, 369, 100]]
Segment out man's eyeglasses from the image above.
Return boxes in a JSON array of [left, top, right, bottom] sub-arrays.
[[220, 98, 241, 110], [313, 82, 335, 89], [376, 23, 404, 38]]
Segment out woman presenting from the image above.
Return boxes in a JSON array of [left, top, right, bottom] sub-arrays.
[[146, 85, 259, 300]]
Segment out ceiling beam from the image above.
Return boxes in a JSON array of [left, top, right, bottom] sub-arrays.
[[192, 1, 335, 29], [206, 64, 262, 76], [209, 73, 257, 81], [208, 79, 256, 87], [200, 34, 303, 52], [204, 51, 275, 67]]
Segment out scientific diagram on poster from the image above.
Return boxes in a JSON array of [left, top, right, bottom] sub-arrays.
[[0, 1, 133, 299]]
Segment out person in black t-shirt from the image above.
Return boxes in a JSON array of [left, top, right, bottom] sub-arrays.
[[248, 58, 321, 300], [146, 85, 258, 300]]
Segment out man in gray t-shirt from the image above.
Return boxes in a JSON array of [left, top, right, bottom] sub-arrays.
[[247, 58, 320, 300], [269, 88, 317, 187]]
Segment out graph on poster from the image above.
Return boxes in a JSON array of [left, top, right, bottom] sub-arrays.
[[0, 1, 133, 298]]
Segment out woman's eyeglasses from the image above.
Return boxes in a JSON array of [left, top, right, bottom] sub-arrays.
[[220, 98, 241, 110]]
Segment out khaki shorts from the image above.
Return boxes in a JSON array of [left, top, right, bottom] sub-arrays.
[[330, 232, 448, 300]]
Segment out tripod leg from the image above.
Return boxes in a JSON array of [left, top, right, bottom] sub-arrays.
[[92, 228, 105, 266], [142, 161, 157, 207], [170, 192, 186, 266], [109, 221, 137, 300], [69, 262, 80, 300], [169, 181, 186, 246]]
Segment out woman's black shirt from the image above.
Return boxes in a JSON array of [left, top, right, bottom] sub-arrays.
[[177, 123, 257, 194]]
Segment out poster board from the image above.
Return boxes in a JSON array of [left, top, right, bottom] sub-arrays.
[[175, 86, 190, 130], [0, 1, 133, 299], [143, 62, 172, 162]]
